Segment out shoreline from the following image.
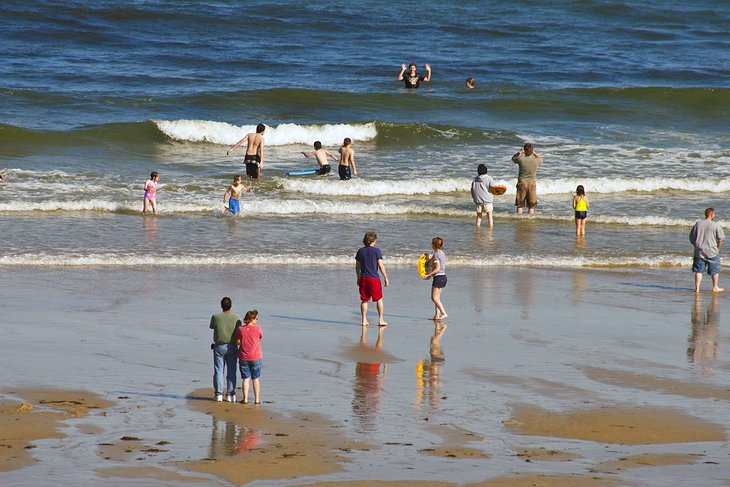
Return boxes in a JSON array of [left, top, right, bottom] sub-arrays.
[[1, 265, 728, 485]]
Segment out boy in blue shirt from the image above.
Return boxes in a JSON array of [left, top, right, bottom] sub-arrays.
[[355, 231, 390, 327]]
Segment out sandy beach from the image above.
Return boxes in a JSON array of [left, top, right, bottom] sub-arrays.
[[1, 264, 729, 486]]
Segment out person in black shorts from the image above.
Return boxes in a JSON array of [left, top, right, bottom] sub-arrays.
[[397, 63, 431, 88], [302, 141, 337, 176], [244, 154, 260, 179], [227, 123, 266, 179], [338, 138, 357, 180]]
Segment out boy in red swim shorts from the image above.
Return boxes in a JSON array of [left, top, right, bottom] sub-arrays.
[[355, 231, 390, 327]]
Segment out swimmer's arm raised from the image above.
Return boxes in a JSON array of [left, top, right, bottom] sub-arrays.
[[423, 63, 431, 82]]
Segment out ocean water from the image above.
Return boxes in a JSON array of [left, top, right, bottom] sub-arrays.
[[1, 0, 729, 268]]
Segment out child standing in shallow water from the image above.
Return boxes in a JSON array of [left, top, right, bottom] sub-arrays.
[[236, 310, 263, 404], [423, 237, 448, 320], [223, 174, 252, 215], [573, 185, 589, 236], [143, 171, 159, 214]]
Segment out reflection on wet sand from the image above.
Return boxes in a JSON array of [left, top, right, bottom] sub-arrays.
[[352, 326, 387, 432], [572, 270, 586, 305], [209, 416, 261, 458], [143, 215, 158, 240], [514, 268, 534, 319], [688, 294, 720, 373], [415, 322, 447, 410]]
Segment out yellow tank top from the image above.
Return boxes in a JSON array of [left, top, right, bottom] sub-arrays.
[[574, 196, 587, 211]]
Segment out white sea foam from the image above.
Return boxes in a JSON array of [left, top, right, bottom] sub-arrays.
[[0, 198, 706, 227], [280, 178, 474, 196], [0, 253, 689, 268], [0, 199, 212, 213], [154, 119, 377, 146], [539, 177, 730, 194], [281, 176, 730, 196]]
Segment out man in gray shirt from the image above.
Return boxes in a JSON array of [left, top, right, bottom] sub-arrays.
[[512, 143, 542, 215], [690, 208, 725, 293]]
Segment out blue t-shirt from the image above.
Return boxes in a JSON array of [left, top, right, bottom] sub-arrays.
[[355, 246, 383, 278]]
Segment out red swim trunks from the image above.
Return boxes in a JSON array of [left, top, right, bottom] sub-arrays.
[[358, 276, 383, 302]]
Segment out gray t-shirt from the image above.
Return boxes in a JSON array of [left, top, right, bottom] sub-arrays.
[[690, 219, 725, 259], [433, 249, 446, 276], [471, 174, 495, 204], [512, 153, 542, 182]]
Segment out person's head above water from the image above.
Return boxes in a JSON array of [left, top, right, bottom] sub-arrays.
[[256, 123, 265, 133], [314, 141, 322, 150], [465, 77, 475, 89]]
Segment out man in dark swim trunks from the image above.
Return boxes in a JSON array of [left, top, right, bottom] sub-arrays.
[[397, 63, 431, 88], [227, 123, 265, 179], [338, 138, 358, 180]]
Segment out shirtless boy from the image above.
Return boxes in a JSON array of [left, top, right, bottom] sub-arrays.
[[223, 174, 252, 215], [302, 141, 338, 175], [338, 138, 358, 181], [227, 123, 265, 179]]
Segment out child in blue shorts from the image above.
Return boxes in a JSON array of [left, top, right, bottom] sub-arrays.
[[223, 175, 252, 215]]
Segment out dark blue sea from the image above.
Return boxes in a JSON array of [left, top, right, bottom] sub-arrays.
[[1, 0, 729, 267]]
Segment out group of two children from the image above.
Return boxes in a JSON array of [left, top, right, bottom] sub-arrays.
[[355, 231, 448, 328]]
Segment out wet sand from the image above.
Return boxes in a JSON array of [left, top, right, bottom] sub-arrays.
[[0, 265, 729, 486]]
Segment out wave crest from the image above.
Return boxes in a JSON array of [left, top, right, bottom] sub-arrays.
[[0, 253, 688, 268], [154, 120, 377, 146]]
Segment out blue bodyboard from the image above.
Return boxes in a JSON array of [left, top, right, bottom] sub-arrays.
[[283, 168, 319, 177]]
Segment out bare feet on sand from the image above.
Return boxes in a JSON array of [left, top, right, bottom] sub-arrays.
[[712, 287, 725, 292], [378, 321, 388, 327]]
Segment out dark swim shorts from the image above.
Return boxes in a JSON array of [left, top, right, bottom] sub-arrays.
[[432, 275, 447, 288], [244, 154, 260, 179], [339, 165, 351, 180], [574, 211, 587, 220], [318, 164, 331, 175]]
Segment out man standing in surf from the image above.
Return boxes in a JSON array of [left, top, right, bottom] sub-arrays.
[[355, 231, 389, 327], [512, 143, 542, 215], [227, 123, 265, 179], [690, 208, 725, 293]]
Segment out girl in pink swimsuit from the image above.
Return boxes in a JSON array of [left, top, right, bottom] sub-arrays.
[[143, 171, 159, 214]]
